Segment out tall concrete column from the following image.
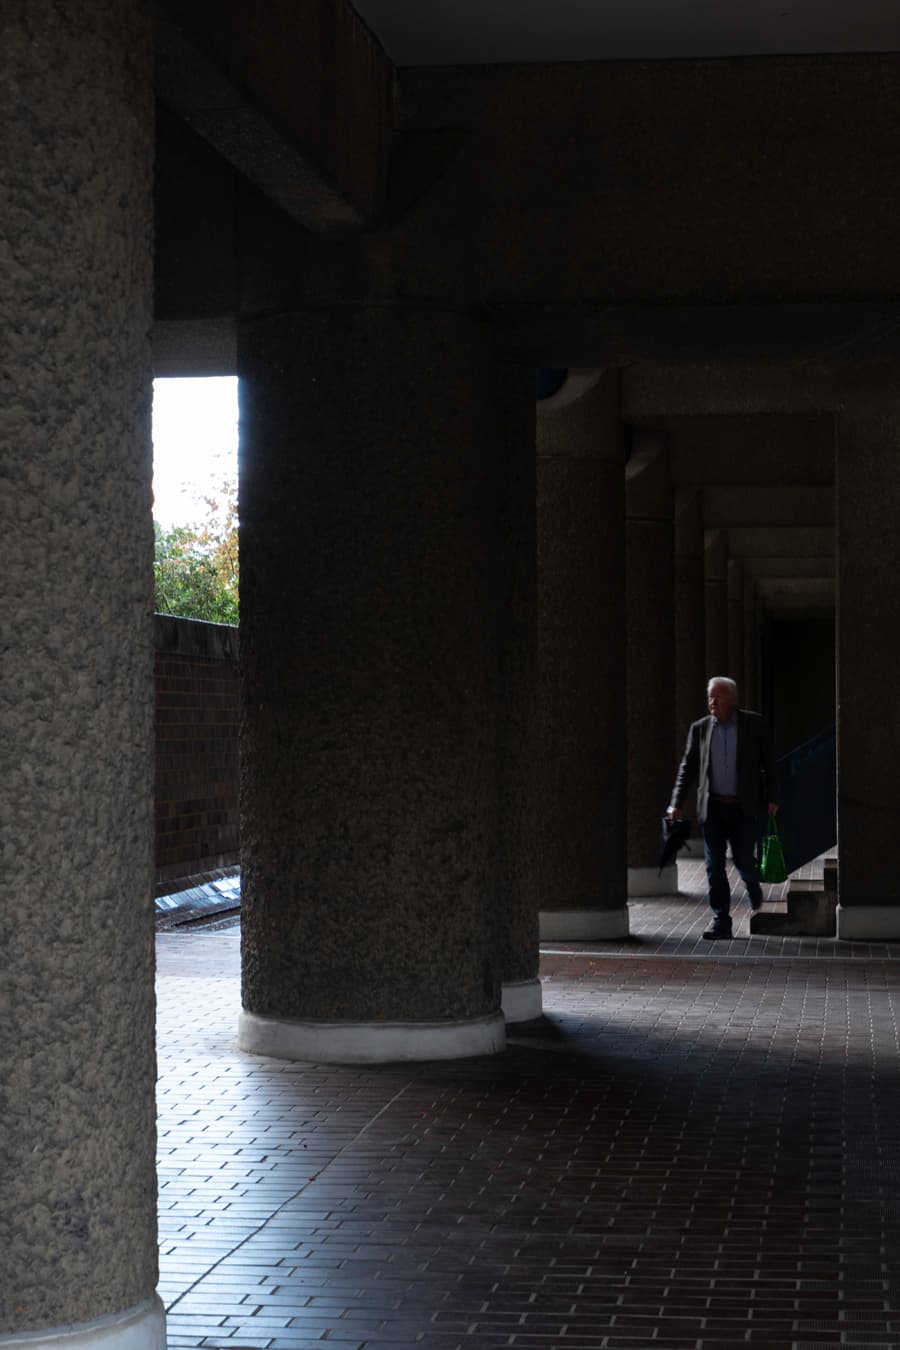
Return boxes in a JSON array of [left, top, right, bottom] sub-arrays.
[[238, 307, 508, 1061], [626, 434, 676, 896], [537, 375, 628, 939], [674, 488, 706, 756], [728, 559, 745, 695], [496, 366, 542, 1023], [1, 5, 163, 1349], [743, 578, 760, 708], [835, 405, 900, 938], [704, 529, 730, 680]]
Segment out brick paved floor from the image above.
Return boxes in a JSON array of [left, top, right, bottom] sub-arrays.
[[156, 872, 900, 1350]]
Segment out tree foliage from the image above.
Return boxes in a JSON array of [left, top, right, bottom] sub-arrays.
[[153, 478, 239, 625]]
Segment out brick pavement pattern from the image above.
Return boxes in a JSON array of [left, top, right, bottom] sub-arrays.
[[156, 869, 900, 1350]]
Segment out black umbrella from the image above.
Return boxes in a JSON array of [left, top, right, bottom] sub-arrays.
[[658, 816, 691, 875]]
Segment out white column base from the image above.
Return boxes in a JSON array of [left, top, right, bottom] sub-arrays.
[[628, 865, 677, 897], [0, 1297, 165, 1350], [836, 905, 900, 939], [501, 978, 543, 1023], [239, 1010, 506, 1063], [539, 906, 630, 940]]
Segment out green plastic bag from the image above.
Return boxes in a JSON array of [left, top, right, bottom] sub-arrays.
[[760, 815, 787, 884]]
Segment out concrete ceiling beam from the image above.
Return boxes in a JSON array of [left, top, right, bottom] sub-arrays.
[[701, 485, 834, 529], [623, 358, 900, 418], [154, 1, 393, 230], [496, 303, 900, 370], [723, 526, 833, 559], [398, 57, 900, 308], [742, 557, 835, 580], [756, 577, 835, 606], [152, 318, 237, 377]]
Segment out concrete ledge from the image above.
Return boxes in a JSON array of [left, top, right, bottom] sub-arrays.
[[152, 317, 237, 377], [628, 865, 677, 897], [539, 907, 630, 940], [501, 978, 543, 1023], [239, 1011, 506, 1063], [836, 905, 900, 940], [0, 1297, 166, 1350], [153, 612, 237, 661]]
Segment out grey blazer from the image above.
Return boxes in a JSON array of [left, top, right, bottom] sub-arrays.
[[670, 709, 777, 823]]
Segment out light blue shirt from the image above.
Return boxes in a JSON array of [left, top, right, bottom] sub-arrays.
[[709, 716, 738, 796]]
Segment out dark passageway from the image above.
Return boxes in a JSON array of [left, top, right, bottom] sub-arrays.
[[10, 6, 900, 1346]]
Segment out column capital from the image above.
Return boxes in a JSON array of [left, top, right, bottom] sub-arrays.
[[536, 371, 624, 462]]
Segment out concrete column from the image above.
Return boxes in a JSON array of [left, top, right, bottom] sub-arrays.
[[536, 375, 628, 939], [674, 489, 706, 752], [728, 559, 745, 695], [626, 434, 676, 896], [496, 365, 542, 1023], [1, 5, 163, 1349], [704, 529, 730, 680], [743, 578, 760, 708], [237, 307, 507, 1061], [835, 405, 900, 938]]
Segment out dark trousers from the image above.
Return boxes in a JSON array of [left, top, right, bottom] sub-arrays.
[[703, 798, 763, 922]]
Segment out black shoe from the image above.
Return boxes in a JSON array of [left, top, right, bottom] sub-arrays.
[[702, 921, 733, 941], [749, 888, 763, 912]]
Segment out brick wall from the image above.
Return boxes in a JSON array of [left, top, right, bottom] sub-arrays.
[[154, 614, 239, 890]]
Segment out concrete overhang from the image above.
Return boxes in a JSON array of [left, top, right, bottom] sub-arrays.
[[623, 359, 900, 418], [721, 527, 834, 560], [702, 486, 834, 530], [153, 319, 237, 378], [756, 576, 836, 613], [154, 1, 393, 230], [495, 303, 900, 371], [743, 558, 836, 580], [351, 0, 900, 65]]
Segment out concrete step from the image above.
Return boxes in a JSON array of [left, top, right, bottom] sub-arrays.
[[750, 862, 837, 937]]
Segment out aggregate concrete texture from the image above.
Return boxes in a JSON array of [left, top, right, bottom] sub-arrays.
[[0, 0, 158, 1334], [238, 308, 506, 1026], [537, 375, 627, 913]]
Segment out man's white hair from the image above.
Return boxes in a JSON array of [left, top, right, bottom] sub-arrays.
[[707, 676, 738, 697]]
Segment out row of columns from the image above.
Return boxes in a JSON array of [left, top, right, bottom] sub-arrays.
[[6, 6, 900, 1344]]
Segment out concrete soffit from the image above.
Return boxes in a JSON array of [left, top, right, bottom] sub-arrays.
[[621, 357, 900, 419], [153, 2, 393, 231], [350, 0, 900, 66], [152, 318, 237, 377]]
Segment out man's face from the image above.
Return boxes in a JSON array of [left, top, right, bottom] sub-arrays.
[[708, 683, 737, 721]]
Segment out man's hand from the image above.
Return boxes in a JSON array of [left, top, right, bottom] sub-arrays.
[[666, 806, 683, 820], [767, 802, 778, 816]]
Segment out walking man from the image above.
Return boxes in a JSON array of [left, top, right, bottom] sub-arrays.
[[668, 677, 778, 940]]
